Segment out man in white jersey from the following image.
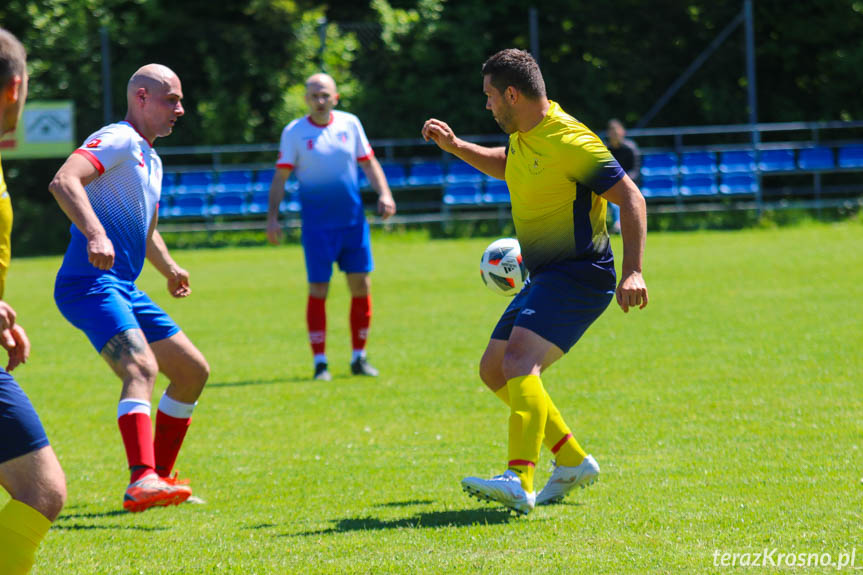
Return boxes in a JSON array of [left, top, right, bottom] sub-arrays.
[[49, 64, 210, 512], [266, 73, 396, 381]]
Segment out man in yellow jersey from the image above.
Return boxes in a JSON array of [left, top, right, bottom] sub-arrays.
[[0, 27, 67, 573], [422, 49, 647, 515]]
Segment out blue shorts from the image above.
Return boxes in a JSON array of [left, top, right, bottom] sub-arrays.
[[54, 275, 180, 353], [0, 369, 50, 464], [491, 260, 615, 353], [301, 223, 374, 283]]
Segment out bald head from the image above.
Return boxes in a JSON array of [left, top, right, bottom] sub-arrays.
[[124, 63, 184, 142], [127, 64, 178, 103], [305, 73, 337, 93]]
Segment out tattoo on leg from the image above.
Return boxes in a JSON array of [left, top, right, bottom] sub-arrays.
[[101, 330, 149, 363]]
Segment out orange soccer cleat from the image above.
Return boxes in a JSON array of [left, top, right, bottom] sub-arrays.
[[123, 473, 192, 512]]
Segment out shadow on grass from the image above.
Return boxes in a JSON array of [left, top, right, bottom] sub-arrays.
[[53, 523, 168, 532], [57, 510, 128, 520], [288, 508, 517, 536], [207, 377, 304, 388], [373, 499, 435, 508]]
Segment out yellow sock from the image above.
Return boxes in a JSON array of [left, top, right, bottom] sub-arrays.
[[0, 499, 52, 575], [494, 383, 586, 467], [506, 375, 547, 493]]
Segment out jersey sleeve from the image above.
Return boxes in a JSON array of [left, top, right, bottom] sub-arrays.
[[73, 127, 134, 175], [563, 131, 625, 194], [352, 116, 374, 162], [276, 124, 297, 169]]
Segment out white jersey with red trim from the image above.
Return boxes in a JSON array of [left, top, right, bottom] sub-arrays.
[[276, 110, 373, 229], [58, 121, 162, 281]]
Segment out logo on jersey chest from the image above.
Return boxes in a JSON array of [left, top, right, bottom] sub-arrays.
[[528, 156, 545, 175]]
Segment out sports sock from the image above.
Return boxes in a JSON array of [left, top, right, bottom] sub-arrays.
[[307, 295, 326, 358], [350, 295, 371, 355], [506, 374, 548, 493], [0, 499, 52, 575], [154, 393, 196, 478], [494, 383, 586, 467], [117, 399, 156, 483]]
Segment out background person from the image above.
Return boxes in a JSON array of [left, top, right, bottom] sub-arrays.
[[266, 73, 396, 381]]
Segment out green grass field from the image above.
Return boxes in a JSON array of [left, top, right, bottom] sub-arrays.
[[4, 222, 862, 574]]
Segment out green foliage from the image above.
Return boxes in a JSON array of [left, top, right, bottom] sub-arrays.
[[3, 224, 862, 573]]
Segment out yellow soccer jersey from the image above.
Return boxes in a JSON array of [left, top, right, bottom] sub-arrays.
[[505, 101, 624, 273], [0, 154, 11, 299]]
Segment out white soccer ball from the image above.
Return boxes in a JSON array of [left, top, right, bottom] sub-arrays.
[[480, 238, 527, 296]]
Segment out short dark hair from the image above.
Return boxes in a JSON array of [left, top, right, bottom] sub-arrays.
[[0, 28, 26, 88], [481, 49, 545, 100]]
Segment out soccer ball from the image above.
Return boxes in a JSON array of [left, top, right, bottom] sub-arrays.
[[480, 238, 527, 296]]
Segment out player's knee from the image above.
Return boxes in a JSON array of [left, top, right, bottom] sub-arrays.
[[478, 354, 499, 386], [501, 347, 537, 381], [41, 474, 67, 522], [194, 356, 210, 388]]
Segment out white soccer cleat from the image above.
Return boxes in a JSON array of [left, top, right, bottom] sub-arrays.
[[535, 454, 600, 506], [461, 469, 536, 516]]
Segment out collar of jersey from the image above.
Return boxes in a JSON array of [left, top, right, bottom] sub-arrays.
[[121, 120, 153, 147], [307, 113, 334, 128]]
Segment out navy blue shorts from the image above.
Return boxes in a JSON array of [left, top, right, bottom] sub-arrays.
[[0, 369, 50, 464], [301, 222, 374, 283], [54, 275, 180, 353], [491, 260, 615, 353]]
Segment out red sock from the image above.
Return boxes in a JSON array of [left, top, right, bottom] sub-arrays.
[[307, 295, 327, 356], [350, 295, 372, 352], [154, 411, 192, 478], [118, 413, 156, 483]]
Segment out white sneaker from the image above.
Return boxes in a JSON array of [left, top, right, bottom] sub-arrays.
[[536, 454, 599, 505], [461, 470, 536, 515]]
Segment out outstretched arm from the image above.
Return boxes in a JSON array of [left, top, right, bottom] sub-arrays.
[[603, 174, 648, 312], [422, 118, 507, 180], [49, 153, 114, 270], [359, 157, 396, 219]]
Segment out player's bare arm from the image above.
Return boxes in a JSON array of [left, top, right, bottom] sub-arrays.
[[603, 174, 648, 312], [421, 118, 507, 179], [49, 153, 114, 270], [266, 167, 292, 245], [359, 157, 396, 219], [146, 228, 191, 298]]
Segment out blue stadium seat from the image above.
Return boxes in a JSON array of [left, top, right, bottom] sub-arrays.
[[446, 160, 484, 184], [381, 163, 406, 188], [798, 147, 835, 170], [838, 145, 863, 168], [640, 153, 678, 176], [719, 151, 756, 174], [253, 169, 275, 192], [442, 183, 482, 205], [216, 170, 253, 193], [158, 197, 173, 219], [720, 173, 758, 195], [679, 151, 717, 175], [208, 192, 246, 216], [175, 171, 213, 194], [482, 180, 510, 204], [246, 190, 270, 215], [640, 176, 678, 198], [169, 192, 208, 217], [679, 174, 718, 197], [408, 162, 444, 186], [161, 172, 177, 195], [280, 191, 301, 213], [758, 149, 796, 172]]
